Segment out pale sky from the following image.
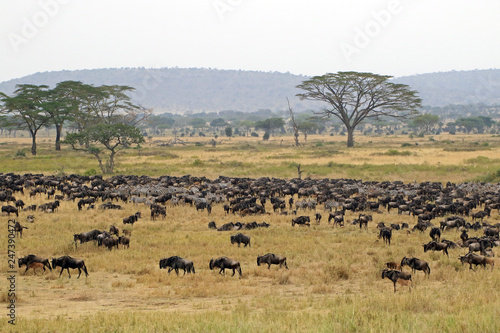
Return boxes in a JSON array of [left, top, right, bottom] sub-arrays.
[[1, 0, 499, 83]]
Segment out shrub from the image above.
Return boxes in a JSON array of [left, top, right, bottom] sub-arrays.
[[263, 131, 270, 141], [251, 132, 259, 137], [401, 143, 412, 147]]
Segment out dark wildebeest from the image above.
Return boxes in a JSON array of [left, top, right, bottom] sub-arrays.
[[159, 256, 195, 275], [381, 269, 412, 293], [423, 241, 449, 257], [315, 213, 322, 224], [18, 254, 52, 273], [208, 221, 217, 229], [359, 214, 372, 230], [257, 253, 288, 269], [51, 256, 89, 278], [13, 220, 28, 238], [292, 216, 310, 227], [379, 227, 392, 245], [459, 253, 495, 271], [401, 256, 431, 277], [118, 236, 130, 249], [74, 229, 101, 249], [429, 227, 441, 242], [102, 236, 120, 251], [2, 205, 18, 217], [230, 233, 251, 247], [15, 199, 25, 209], [209, 257, 242, 277]]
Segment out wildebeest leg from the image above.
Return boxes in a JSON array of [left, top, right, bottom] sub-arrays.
[[167, 268, 173, 274], [66, 268, 71, 278], [175, 268, 179, 276], [24, 265, 30, 274], [444, 248, 449, 257], [393, 281, 397, 293], [58, 268, 64, 277], [219, 268, 224, 275], [268, 263, 271, 269], [77, 268, 82, 279]]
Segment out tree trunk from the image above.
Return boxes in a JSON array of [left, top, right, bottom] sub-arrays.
[[55, 124, 63, 151], [346, 127, 355, 148], [30, 132, 37, 155]]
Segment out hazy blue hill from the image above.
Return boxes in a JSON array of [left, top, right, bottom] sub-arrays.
[[1, 67, 499, 112]]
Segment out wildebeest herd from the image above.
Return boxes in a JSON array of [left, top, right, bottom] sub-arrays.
[[1, 173, 498, 291]]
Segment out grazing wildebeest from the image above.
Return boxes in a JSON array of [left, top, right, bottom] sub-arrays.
[[13, 220, 28, 238], [18, 254, 52, 273], [74, 229, 101, 248], [118, 236, 130, 249], [123, 212, 141, 225], [230, 233, 251, 247], [423, 241, 449, 257], [208, 221, 217, 229], [379, 227, 392, 245], [51, 256, 89, 278], [460, 229, 469, 243], [381, 269, 412, 292], [315, 213, 322, 224], [292, 216, 310, 227], [209, 257, 242, 277], [15, 199, 25, 209], [257, 253, 288, 269], [2, 205, 18, 217], [159, 256, 195, 275], [401, 256, 430, 277], [459, 253, 494, 271], [429, 227, 441, 242]]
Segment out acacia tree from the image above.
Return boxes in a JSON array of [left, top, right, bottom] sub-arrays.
[[409, 114, 439, 134], [63, 123, 144, 174], [296, 72, 421, 147], [0, 84, 51, 155]]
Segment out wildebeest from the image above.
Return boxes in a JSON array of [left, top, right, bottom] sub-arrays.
[[2, 205, 18, 217], [385, 261, 401, 271], [118, 236, 130, 249], [381, 269, 412, 292], [24, 262, 46, 275], [379, 227, 392, 245], [423, 241, 449, 256], [358, 214, 372, 230], [208, 221, 217, 229], [18, 254, 52, 273], [74, 229, 102, 248], [401, 256, 430, 277], [13, 220, 28, 238], [328, 213, 345, 227], [292, 216, 310, 227], [159, 256, 195, 275], [458, 253, 494, 271], [230, 233, 251, 247], [109, 225, 119, 236], [209, 256, 242, 277], [315, 213, 322, 224], [257, 253, 288, 269], [429, 227, 441, 242], [51, 256, 89, 278], [102, 236, 120, 251], [123, 212, 141, 224]]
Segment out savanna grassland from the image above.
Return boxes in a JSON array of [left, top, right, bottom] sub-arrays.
[[1, 133, 500, 333]]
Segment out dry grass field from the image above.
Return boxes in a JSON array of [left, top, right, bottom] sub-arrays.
[[1, 133, 500, 332]]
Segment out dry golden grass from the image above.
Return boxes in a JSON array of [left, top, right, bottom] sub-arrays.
[[0, 186, 499, 332]]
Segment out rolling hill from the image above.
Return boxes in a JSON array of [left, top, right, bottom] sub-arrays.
[[0, 67, 499, 113]]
